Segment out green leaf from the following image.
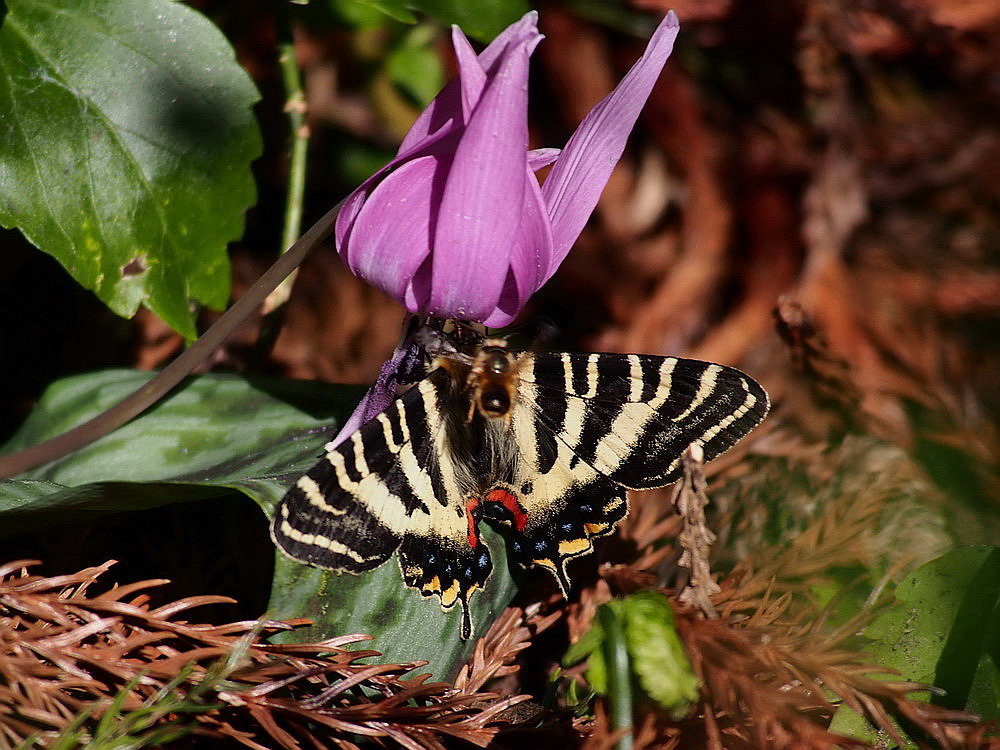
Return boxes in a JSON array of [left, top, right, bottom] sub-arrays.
[[269, 525, 517, 681], [0, 370, 361, 530], [598, 602, 634, 743], [411, 0, 529, 43], [386, 24, 445, 106], [327, 0, 528, 40], [331, 0, 418, 25], [1, 370, 518, 679], [562, 592, 699, 722], [621, 591, 699, 720], [830, 546, 1000, 741], [0, 0, 261, 338]]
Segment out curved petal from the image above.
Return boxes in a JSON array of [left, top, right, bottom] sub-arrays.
[[427, 33, 539, 321], [527, 147, 560, 171], [453, 26, 487, 123], [398, 12, 540, 156], [337, 123, 463, 272], [334, 164, 391, 264], [484, 167, 554, 326], [341, 156, 443, 302], [541, 11, 679, 280]]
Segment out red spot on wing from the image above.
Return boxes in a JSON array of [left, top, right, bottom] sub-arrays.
[[466, 496, 480, 547], [485, 488, 528, 532]]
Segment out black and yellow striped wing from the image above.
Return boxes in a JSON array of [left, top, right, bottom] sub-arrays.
[[271, 347, 768, 639], [494, 353, 767, 592], [271, 367, 495, 639]]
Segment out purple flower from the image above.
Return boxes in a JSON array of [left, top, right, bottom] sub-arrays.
[[335, 11, 680, 327]]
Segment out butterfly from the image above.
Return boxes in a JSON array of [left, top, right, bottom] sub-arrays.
[[271, 320, 768, 638]]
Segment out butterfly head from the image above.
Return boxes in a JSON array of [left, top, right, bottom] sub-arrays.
[[466, 340, 521, 424]]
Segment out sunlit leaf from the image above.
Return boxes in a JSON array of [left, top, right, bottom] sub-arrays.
[[622, 591, 699, 719], [0, 0, 261, 338], [830, 546, 1000, 740], [563, 591, 699, 720]]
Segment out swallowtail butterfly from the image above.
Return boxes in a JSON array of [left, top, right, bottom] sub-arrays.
[[271, 321, 768, 638]]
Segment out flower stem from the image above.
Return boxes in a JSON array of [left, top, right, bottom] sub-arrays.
[[256, 6, 310, 362], [598, 605, 634, 750]]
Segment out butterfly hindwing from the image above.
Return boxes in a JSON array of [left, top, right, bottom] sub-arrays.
[[271, 366, 492, 638], [487, 352, 765, 590]]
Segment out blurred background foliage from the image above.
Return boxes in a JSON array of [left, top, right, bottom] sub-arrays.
[[2, 0, 1000, 746]]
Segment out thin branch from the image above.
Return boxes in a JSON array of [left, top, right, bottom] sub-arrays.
[[0, 199, 343, 478], [257, 6, 310, 348]]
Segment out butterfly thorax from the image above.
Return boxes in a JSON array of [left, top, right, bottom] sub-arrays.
[[432, 341, 522, 496]]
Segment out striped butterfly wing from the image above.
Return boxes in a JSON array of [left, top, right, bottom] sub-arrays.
[[493, 352, 768, 589], [270, 367, 493, 638]]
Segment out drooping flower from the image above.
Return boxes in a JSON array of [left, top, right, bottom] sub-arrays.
[[335, 11, 680, 328]]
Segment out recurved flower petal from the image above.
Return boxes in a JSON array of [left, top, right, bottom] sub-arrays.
[[541, 11, 680, 278]]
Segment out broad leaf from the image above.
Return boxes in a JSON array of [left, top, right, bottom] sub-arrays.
[[830, 546, 1000, 740], [0, 0, 261, 338], [1, 370, 517, 678]]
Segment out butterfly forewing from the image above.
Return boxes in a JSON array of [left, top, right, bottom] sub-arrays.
[[518, 352, 768, 489]]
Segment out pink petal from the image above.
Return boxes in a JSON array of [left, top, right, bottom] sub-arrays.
[[452, 27, 487, 123], [340, 156, 442, 302], [427, 33, 540, 321], [541, 11, 679, 280], [527, 148, 560, 171], [482, 168, 554, 326], [398, 12, 540, 156]]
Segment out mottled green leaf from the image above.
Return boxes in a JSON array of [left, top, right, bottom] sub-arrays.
[[830, 546, 1000, 741], [0, 0, 261, 338], [269, 526, 517, 681], [0, 370, 361, 528], [1, 369, 519, 678]]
